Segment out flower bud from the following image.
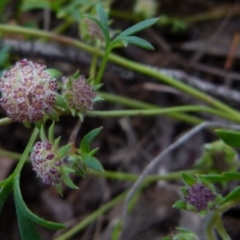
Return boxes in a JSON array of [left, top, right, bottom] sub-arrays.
[[31, 141, 65, 185], [62, 75, 96, 112], [185, 183, 215, 211], [0, 59, 58, 122]]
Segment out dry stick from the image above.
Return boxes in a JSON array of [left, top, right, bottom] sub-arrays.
[[120, 121, 240, 239]]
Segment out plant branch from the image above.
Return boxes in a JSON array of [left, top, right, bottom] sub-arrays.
[[98, 91, 202, 124], [215, 211, 231, 240], [0, 148, 200, 183], [206, 212, 217, 240], [119, 121, 240, 239], [0, 25, 240, 120], [86, 105, 240, 122]]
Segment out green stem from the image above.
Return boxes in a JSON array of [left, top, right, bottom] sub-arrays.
[[0, 24, 239, 120], [86, 105, 239, 121], [54, 190, 128, 240], [93, 169, 200, 183], [98, 91, 202, 124], [95, 47, 111, 84], [215, 212, 231, 240], [89, 50, 98, 79], [13, 127, 39, 174], [206, 212, 217, 240], [0, 148, 200, 183]]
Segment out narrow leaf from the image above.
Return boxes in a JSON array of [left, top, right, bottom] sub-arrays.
[[181, 172, 196, 186], [203, 172, 240, 182], [96, 4, 109, 35], [80, 127, 102, 152], [86, 16, 109, 45], [116, 18, 159, 38], [116, 36, 154, 50], [55, 93, 68, 109], [14, 176, 65, 230], [54, 136, 61, 150], [48, 110, 59, 121], [173, 200, 187, 210], [57, 143, 72, 159], [15, 201, 41, 240], [40, 124, 46, 141], [82, 152, 104, 172], [215, 129, 240, 148], [62, 173, 78, 189], [46, 69, 62, 78], [48, 121, 55, 143], [220, 185, 240, 205]]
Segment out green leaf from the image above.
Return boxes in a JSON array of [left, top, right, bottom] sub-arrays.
[[56, 183, 63, 196], [57, 143, 72, 159], [82, 152, 104, 172], [53, 136, 61, 150], [202, 172, 240, 182], [116, 18, 159, 38], [62, 166, 75, 175], [15, 201, 41, 240], [40, 124, 47, 141], [215, 129, 240, 148], [96, 4, 110, 43], [22, 120, 31, 128], [113, 36, 154, 50], [78, 112, 84, 122], [21, 0, 50, 11], [173, 200, 187, 210], [55, 93, 68, 109], [89, 147, 99, 156], [62, 172, 78, 189], [0, 46, 10, 66], [48, 121, 55, 143], [93, 83, 103, 91], [48, 110, 59, 121], [80, 127, 102, 152], [86, 4, 110, 45], [220, 185, 240, 205], [14, 177, 65, 230], [72, 70, 80, 79], [0, 181, 13, 212], [46, 69, 62, 78], [181, 172, 196, 186]]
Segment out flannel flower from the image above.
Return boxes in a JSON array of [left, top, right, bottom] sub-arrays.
[[31, 141, 63, 185], [0, 59, 58, 122], [62, 75, 96, 113], [185, 183, 216, 211]]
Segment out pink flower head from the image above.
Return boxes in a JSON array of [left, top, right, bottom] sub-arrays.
[[62, 75, 96, 112], [0, 59, 58, 122], [185, 183, 215, 211], [30, 141, 64, 185]]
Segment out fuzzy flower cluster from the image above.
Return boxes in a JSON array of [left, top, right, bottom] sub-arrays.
[[62, 75, 96, 112], [0, 59, 57, 122], [185, 183, 215, 211], [30, 141, 66, 185]]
